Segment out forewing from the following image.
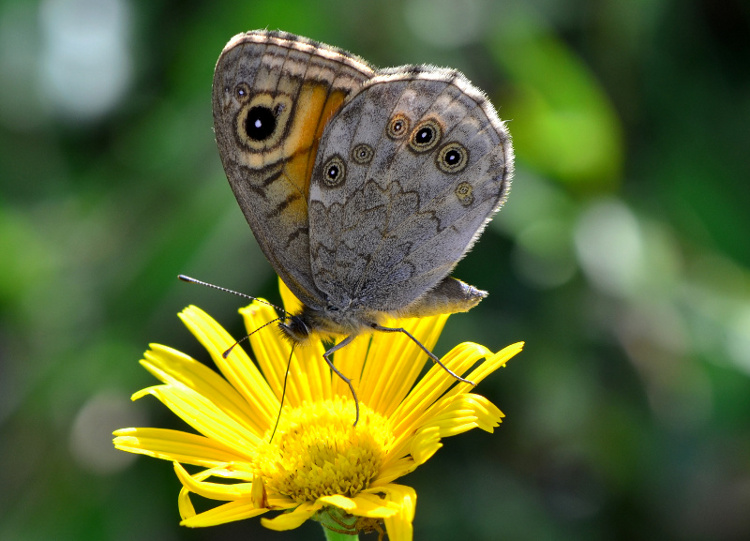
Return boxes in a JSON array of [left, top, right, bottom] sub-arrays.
[[212, 30, 374, 308]]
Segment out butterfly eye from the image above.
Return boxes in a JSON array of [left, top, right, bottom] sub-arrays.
[[351, 143, 374, 164], [436, 142, 469, 173], [322, 155, 346, 187], [387, 113, 410, 140], [454, 181, 475, 207], [409, 118, 442, 153]]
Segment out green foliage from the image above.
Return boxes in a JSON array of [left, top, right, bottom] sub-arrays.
[[1, 1, 749, 540]]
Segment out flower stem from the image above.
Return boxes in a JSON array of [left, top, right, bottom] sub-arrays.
[[321, 523, 359, 541], [318, 507, 359, 540]]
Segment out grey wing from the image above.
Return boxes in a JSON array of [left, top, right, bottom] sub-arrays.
[[307, 67, 514, 312], [212, 30, 373, 309]]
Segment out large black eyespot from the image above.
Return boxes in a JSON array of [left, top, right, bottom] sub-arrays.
[[436, 142, 469, 173], [387, 113, 410, 140], [245, 106, 277, 141], [234, 94, 292, 150], [409, 118, 442, 153], [351, 143, 374, 164], [322, 155, 346, 187]]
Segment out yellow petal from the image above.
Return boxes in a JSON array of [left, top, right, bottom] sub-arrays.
[[402, 343, 518, 435], [260, 502, 322, 530], [112, 427, 246, 467], [134, 384, 261, 457], [140, 344, 269, 434], [408, 426, 442, 466], [278, 277, 303, 315], [174, 462, 253, 501], [318, 493, 398, 518], [180, 499, 270, 527], [358, 315, 448, 416], [179, 305, 279, 424], [371, 457, 417, 486], [329, 333, 370, 400], [239, 301, 336, 410], [389, 341, 520, 448], [388, 342, 490, 435], [289, 338, 332, 401], [251, 475, 267, 509], [464, 341, 524, 386], [430, 394, 505, 435], [365, 484, 416, 541], [178, 485, 197, 520], [238, 302, 295, 399]]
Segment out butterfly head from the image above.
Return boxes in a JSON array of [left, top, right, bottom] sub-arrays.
[[277, 302, 386, 347], [278, 312, 313, 345]]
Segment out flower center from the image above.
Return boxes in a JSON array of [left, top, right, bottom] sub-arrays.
[[253, 396, 393, 503]]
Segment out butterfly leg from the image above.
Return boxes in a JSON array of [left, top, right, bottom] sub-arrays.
[[323, 334, 360, 426], [372, 324, 475, 385]]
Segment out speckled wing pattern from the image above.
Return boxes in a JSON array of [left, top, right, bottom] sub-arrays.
[[307, 67, 513, 314], [212, 31, 374, 308]]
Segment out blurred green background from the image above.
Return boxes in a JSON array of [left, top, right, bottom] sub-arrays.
[[2, 0, 749, 539]]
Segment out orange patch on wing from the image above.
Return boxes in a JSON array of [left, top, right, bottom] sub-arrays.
[[281, 84, 349, 199], [278, 161, 308, 219], [305, 88, 348, 182]]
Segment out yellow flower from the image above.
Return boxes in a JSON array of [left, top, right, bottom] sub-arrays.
[[113, 281, 523, 540]]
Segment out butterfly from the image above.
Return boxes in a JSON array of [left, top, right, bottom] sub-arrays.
[[211, 30, 513, 421]]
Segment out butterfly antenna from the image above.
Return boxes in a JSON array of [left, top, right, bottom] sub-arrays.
[[177, 274, 289, 316], [270, 345, 295, 442], [222, 318, 281, 358]]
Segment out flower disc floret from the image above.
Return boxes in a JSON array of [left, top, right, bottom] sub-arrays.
[[254, 397, 392, 502]]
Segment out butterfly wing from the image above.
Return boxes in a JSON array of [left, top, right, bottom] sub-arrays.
[[212, 30, 374, 308], [307, 67, 513, 313]]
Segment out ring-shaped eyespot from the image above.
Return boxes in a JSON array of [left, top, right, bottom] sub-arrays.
[[454, 181, 475, 207], [436, 142, 469, 173], [409, 118, 443, 153], [244, 105, 277, 141], [235, 94, 292, 150], [387, 113, 410, 140], [322, 155, 346, 187], [235, 82, 251, 103], [351, 143, 374, 165]]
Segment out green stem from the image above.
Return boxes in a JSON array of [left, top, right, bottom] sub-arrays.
[[318, 507, 359, 541], [321, 523, 359, 541]]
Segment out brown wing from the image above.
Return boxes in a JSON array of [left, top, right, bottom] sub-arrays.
[[307, 68, 513, 313], [212, 30, 374, 308]]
